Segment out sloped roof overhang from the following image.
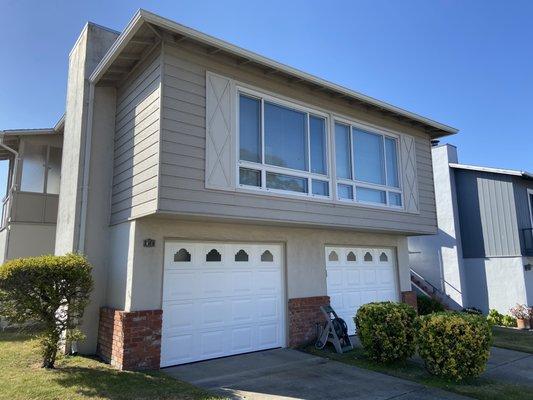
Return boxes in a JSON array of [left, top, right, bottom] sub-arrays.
[[90, 9, 458, 138]]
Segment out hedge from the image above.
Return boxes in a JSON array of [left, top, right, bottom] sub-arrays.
[[355, 302, 417, 363]]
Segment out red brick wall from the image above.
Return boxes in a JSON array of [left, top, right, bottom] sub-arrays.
[[97, 307, 162, 370], [401, 290, 418, 311], [288, 296, 330, 347]]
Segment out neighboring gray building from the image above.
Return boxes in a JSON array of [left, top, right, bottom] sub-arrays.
[[4, 10, 458, 370], [409, 144, 533, 314]]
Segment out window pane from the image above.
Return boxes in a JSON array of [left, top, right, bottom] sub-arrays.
[[239, 168, 261, 187], [20, 143, 46, 193], [264, 102, 307, 171], [310, 116, 327, 175], [46, 147, 62, 194], [266, 172, 307, 193], [385, 137, 399, 187], [389, 192, 402, 206], [357, 186, 386, 204], [239, 95, 261, 163], [312, 180, 329, 196], [353, 130, 385, 185], [337, 184, 353, 200], [335, 123, 351, 179]]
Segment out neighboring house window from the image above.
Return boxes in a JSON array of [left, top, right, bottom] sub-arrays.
[[334, 122, 402, 208], [20, 144, 62, 194], [238, 91, 330, 198]]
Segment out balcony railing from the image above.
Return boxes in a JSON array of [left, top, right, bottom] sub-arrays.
[[523, 228, 533, 256]]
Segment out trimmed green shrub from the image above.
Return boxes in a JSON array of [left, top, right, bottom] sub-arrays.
[[0, 254, 93, 368], [355, 302, 418, 363], [502, 315, 517, 327], [487, 309, 503, 326], [417, 295, 445, 315], [418, 312, 492, 381]]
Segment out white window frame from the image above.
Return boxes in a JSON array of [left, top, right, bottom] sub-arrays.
[[19, 141, 62, 195], [333, 116, 404, 210], [236, 86, 332, 200]]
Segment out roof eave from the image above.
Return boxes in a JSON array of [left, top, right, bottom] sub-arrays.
[[90, 9, 458, 137]]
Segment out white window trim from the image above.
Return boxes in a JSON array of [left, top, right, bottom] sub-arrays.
[[236, 86, 332, 200], [332, 116, 404, 209], [232, 81, 409, 213]]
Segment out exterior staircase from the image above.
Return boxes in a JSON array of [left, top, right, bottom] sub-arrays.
[[410, 269, 455, 310]]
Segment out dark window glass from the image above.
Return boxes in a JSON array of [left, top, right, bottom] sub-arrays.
[[239, 168, 261, 187], [266, 172, 307, 193], [239, 95, 261, 163], [264, 102, 307, 171], [310, 116, 327, 174]]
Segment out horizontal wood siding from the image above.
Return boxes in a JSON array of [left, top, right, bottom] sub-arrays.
[[455, 169, 521, 257], [158, 42, 438, 234], [110, 48, 161, 224]]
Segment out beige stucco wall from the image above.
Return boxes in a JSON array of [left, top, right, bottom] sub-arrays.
[[3, 223, 56, 261], [107, 216, 412, 313]]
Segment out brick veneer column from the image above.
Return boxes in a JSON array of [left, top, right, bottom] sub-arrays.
[[401, 290, 418, 310], [288, 296, 330, 347], [97, 307, 162, 370]]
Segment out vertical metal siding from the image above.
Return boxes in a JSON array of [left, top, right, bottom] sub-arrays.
[[455, 169, 521, 257]]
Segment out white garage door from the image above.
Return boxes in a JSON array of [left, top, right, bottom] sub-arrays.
[[161, 242, 285, 367], [326, 246, 399, 335]]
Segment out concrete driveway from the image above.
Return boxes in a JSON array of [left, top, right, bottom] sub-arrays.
[[163, 348, 468, 400]]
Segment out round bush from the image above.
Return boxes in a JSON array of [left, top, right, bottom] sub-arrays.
[[0, 254, 93, 368], [418, 312, 492, 381], [417, 295, 445, 315], [355, 302, 418, 363]]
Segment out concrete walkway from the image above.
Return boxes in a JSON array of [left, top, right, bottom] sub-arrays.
[[163, 348, 469, 400], [484, 347, 533, 387]]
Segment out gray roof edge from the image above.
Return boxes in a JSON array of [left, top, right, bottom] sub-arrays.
[[90, 9, 458, 136], [449, 162, 533, 179]]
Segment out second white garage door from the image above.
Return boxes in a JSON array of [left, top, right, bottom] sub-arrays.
[[161, 242, 285, 367], [326, 246, 399, 335]]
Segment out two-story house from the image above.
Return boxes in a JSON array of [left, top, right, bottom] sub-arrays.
[[0, 120, 63, 264], [6, 10, 457, 370], [409, 144, 533, 314]]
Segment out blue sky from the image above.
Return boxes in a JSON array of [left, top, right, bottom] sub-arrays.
[[0, 0, 532, 195]]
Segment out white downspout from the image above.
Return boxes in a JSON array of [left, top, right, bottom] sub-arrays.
[[77, 82, 95, 254]]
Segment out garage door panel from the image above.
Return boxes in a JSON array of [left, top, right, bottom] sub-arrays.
[[201, 300, 227, 326], [231, 327, 253, 352], [162, 334, 195, 365], [232, 271, 254, 294], [326, 246, 399, 335], [201, 271, 227, 297], [326, 268, 343, 287], [255, 270, 281, 293], [258, 323, 279, 347], [257, 296, 278, 320], [346, 270, 361, 286], [162, 242, 285, 367], [163, 271, 196, 301], [200, 330, 225, 357], [162, 301, 195, 331]]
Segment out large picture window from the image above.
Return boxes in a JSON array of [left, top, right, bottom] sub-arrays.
[[335, 122, 402, 208], [238, 91, 330, 198], [20, 143, 62, 195]]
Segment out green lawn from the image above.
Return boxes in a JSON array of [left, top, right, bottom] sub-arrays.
[[492, 326, 533, 354], [0, 330, 221, 400], [305, 344, 533, 400]]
